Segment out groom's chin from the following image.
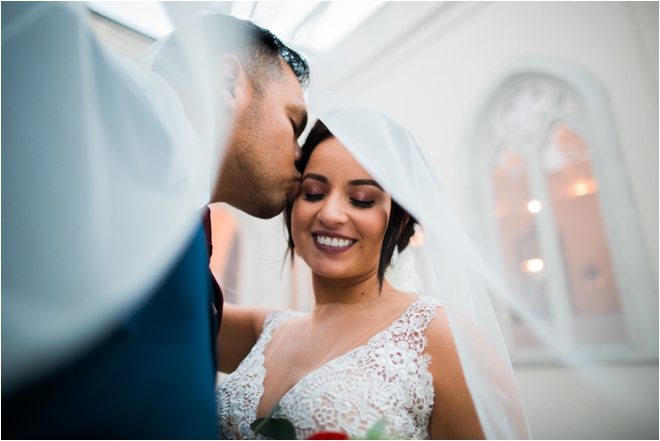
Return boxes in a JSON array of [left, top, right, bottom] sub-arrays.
[[248, 197, 288, 220]]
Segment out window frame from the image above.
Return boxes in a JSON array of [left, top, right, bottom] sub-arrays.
[[460, 58, 657, 364]]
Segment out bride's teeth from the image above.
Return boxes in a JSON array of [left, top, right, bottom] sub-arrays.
[[316, 235, 354, 247]]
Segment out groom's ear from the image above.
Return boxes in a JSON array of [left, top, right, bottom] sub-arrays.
[[213, 54, 252, 113]]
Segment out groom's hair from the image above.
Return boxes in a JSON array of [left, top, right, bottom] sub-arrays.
[[152, 13, 309, 96], [201, 14, 309, 94], [283, 120, 417, 292]]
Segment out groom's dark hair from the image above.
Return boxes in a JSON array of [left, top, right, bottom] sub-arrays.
[[283, 120, 417, 292], [200, 14, 309, 94], [152, 13, 309, 96]]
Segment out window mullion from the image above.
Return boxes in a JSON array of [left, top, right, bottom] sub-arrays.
[[526, 137, 575, 351]]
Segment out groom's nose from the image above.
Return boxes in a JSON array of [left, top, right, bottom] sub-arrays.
[[294, 141, 302, 161]]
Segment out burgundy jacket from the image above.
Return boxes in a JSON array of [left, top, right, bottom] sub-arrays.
[[201, 206, 224, 341]]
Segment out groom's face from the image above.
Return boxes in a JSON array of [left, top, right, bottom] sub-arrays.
[[215, 59, 307, 219]]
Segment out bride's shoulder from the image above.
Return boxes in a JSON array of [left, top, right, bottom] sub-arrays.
[[412, 296, 451, 347]]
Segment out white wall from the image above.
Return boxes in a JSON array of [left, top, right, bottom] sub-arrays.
[[516, 363, 658, 439], [313, 2, 658, 439]]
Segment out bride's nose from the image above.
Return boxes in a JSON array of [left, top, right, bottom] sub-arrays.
[[317, 193, 348, 226]]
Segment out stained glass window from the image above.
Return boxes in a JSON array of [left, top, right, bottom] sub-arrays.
[[486, 78, 630, 353], [542, 123, 627, 345]]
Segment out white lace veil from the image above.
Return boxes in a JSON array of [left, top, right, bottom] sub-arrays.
[[310, 88, 531, 439]]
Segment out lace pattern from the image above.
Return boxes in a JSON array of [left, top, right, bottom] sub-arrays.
[[216, 296, 442, 440], [217, 310, 304, 439]]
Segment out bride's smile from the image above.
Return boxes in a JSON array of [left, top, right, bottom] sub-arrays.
[[291, 137, 391, 281], [312, 231, 357, 252]]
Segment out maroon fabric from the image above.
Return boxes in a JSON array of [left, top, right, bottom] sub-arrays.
[[200, 206, 224, 331]]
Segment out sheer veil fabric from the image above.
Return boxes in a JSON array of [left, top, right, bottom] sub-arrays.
[[5, 5, 528, 436], [310, 88, 531, 439], [2, 4, 230, 395], [133, 14, 233, 208]]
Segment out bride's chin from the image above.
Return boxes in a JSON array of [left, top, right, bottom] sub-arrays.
[[311, 268, 346, 280], [310, 264, 354, 280]]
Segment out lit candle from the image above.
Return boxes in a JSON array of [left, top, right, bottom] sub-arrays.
[[521, 258, 544, 273], [574, 182, 589, 196], [527, 200, 541, 213]]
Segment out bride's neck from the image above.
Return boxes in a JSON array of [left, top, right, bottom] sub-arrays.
[[311, 270, 394, 309]]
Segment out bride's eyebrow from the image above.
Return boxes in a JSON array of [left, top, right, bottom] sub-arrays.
[[302, 173, 328, 183], [301, 175, 382, 190], [348, 179, 383, 190]]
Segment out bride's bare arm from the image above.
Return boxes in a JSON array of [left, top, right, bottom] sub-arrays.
[[426, 307, 485, 440], [217, 303, 276, 374]]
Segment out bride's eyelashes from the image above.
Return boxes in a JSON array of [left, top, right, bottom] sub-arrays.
[[302, 192, 375, 209], [350, 198, 375, 209], [303, 193, 324, 202], [350, 191, 375, 208]]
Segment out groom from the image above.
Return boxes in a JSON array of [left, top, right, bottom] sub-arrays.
[[2, 6, 308, 439]]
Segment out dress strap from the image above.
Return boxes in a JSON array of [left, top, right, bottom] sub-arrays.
[[371, 295, 443, 355], [405, 296, 443, 330]]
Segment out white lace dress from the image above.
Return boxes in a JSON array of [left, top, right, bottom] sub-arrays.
[[216, 296, 442, 440]]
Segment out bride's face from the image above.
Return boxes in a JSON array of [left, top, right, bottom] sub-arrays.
[[291, 137, 391, 281]]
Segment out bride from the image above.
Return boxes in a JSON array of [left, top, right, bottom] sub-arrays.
[[216, 91, 528, 439], [217, 119, 483, 440]]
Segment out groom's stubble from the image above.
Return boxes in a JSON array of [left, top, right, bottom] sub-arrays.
[[217, 95, 291, 219], [212, 58, 305, 219]]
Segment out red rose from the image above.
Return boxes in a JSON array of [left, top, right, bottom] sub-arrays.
[[307, 431, 349, 440]]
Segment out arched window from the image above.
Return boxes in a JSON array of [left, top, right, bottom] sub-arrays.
[[464, 59, 657, 361]]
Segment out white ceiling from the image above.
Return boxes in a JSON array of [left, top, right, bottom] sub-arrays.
[[86, 1, 385, 54]]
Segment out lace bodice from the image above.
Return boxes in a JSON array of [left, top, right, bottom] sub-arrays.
[[216, 296, 442, 440]]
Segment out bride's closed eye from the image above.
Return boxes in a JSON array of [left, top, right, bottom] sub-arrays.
[[302, 192, 375, 208], [350, 198, 375, 208], [303, 193, 324, 202]]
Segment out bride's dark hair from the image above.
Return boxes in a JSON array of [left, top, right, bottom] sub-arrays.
[[284, 120, 417, 292]]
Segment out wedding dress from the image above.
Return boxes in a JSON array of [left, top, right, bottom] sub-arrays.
[[217, 296, 442, 440]]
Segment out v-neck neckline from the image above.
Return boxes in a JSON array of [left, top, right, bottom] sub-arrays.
[[254, 295, 424, 419]]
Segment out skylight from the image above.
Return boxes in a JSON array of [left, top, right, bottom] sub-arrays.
[[87, 1, 385, 52]]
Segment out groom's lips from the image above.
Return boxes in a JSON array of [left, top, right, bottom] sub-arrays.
[[286, 174, 302, 199], [312, 231, 356, 254]]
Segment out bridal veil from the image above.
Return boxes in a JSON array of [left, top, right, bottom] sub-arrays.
[[6, 5, 530, 437], [310, 88, 531, 438]]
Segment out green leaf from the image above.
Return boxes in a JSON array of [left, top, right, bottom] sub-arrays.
[[250, 401, 298, 440], [251, 417, 297, 440], [250, 417, 267, 432], [364, 418, 387, 440]]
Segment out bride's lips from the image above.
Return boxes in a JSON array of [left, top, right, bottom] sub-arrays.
[[312, 231, 357, 254]]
